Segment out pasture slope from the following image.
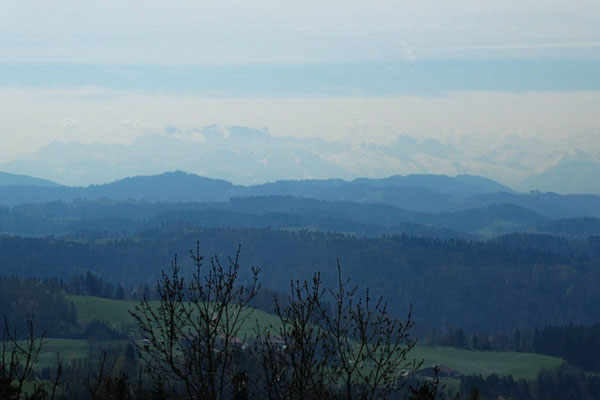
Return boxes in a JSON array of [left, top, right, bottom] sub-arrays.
[[42, 296, 562, 381]]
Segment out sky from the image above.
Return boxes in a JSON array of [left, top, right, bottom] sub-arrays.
[[0, 1, 599, 168]]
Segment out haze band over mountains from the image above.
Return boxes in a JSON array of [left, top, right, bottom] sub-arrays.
[[2, 125, 599, 195]]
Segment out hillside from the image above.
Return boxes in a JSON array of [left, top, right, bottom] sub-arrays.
[[4, 193, 600, 239], [0, 170, 599, 221], [0, 171, 59, 187]]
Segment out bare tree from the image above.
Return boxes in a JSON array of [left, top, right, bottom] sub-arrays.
[[44, 356, 81, 400], [132, 245, 419, 400], [130, 243, 260, 400], [0, 317, 46, 400], [253, 273, 332, 400], [254, 261, 420, 400], [408, 365, 443, 400], [324, 261, 420, 400], [83, 352, 110, 400], [81, 350, 135, 400], [0, 315, 84, 400]]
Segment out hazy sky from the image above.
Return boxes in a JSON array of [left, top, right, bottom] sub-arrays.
[[2, 0, 599, 64], [1, 1, 599, 162]]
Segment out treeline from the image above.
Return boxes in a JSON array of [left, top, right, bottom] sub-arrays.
[[64, 271, 153, 301], [533, 324, 600, 372], [67, 270, 295, 327], [0, 197, 469, 239], [0, 276, 78, 337], [2, 229, 600, 331], [417, 323, 600, 374], [0, 272, 292, 342], [459, 364, 600, 400], [419, 326, 549, 353], [0, 276, 129, 340]]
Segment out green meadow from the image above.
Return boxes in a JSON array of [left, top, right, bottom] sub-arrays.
[[411, 345, 562, 380], [56, 296, 563, 381], [68, 295, 283, 338]]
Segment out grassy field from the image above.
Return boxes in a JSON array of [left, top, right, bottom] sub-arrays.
[[40, 295, 283, 367], [37, 338, 98, 367], [411, 345, 562, 380], [64, 295, 563, 381], [69, 295, 140, 326], [68, 295, 283, 337]]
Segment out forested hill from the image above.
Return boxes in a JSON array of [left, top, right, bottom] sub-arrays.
[[3, 196, 600, 239], [1, 229, 600, 332], [0, 171, 59, 187], [1, 170, 600, 218]]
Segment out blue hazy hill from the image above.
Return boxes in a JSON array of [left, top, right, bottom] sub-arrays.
[[0, 171, 59, 187]]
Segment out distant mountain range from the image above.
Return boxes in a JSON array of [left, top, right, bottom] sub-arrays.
[[0, 171, 501, 208], [1, 126, 599, 194], [516, 150, 600, 194]]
